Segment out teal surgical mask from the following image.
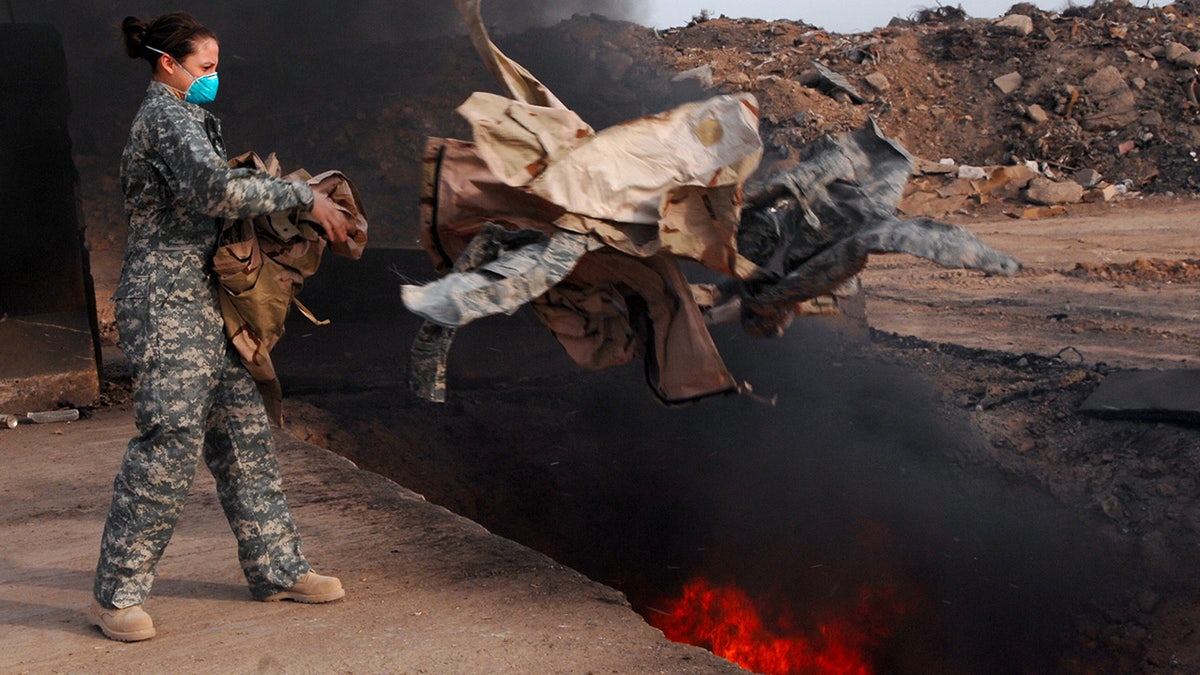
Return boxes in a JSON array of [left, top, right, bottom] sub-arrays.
[[146, 45, 219, 104]]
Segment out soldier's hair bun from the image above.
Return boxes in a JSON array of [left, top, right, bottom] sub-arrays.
[[120, 12, 215, 68], [121, 16, 150, 59]]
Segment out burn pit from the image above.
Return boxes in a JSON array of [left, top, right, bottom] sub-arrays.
[[49, 1, 1196, 669], [275, 261, 1139, 674]]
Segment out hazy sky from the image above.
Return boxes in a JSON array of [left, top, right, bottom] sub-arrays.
[[642, 1, 1164, 33]]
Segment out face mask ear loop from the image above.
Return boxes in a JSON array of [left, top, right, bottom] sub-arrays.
[[145, 45, 198, 82]]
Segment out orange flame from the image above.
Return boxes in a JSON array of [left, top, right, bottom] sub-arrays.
[[649, 578, 911, 675]]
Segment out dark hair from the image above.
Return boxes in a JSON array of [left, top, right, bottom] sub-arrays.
[[121, 12, 217, 69]]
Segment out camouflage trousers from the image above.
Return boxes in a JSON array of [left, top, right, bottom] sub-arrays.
[[94, 257, 309, 608]]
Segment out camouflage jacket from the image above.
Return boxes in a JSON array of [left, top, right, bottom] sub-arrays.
[[115, 81, 314, 301]]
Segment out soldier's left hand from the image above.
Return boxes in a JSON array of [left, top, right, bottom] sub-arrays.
[[310, 189, 350, 243]]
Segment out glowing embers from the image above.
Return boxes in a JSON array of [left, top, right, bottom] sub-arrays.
[[649, 577, 917, 675]]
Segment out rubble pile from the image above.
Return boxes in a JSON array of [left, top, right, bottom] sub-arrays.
[[649, 1, 1200, 218]]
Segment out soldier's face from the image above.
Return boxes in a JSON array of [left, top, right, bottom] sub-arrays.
[[161, 37, 219, 94]]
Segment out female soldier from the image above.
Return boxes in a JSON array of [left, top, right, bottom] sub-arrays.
[[91, 11, 347, 642]]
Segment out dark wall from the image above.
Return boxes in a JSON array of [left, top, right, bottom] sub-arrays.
[[5, 1, 647, 62], [0, 23, 90, 315]]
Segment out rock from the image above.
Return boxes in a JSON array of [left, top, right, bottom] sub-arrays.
[[1024, 176, 1084, 205], [1140, 110, 1164, 127], [864, 71, 890, 92], [1176, 51, 1200, 68], [1026, 103, 1049, 123], [993, 14, 1034, 36], [726, 71, 752, 87], [672, 64, 714, 88], [916, 157, 956, 174], [1019, 205, 1068, 219], [1084, 184, 1121, 202], [808, 60, 868, 104], [958, 165, 988, 180], [1081, 66, 1138, 130], [937, 178, 978, 197], [980, 164, 1037, 198], [1165, 41, 1191, 63], [1074, 168, 1103, 188], [1161, 41, 1200, 67], [993, 71, 1023, 95]]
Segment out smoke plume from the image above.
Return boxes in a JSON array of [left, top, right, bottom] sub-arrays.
[[8, 0, 648, 61]]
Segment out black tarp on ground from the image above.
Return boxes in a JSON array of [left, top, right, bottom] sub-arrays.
[[1080, 369, 1200, 424]]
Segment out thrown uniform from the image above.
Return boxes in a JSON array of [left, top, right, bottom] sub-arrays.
[[94, 81, 317, 608]]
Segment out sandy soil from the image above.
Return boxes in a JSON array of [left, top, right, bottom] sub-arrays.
[[860, 195, 1200, 371]]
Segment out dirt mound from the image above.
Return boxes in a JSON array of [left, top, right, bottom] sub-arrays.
[[646, 2, 1200, 201]]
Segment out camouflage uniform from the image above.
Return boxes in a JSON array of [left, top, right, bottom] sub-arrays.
[[94, 82, 317, 608]]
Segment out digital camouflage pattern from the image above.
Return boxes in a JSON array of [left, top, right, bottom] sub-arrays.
[[402, 224, 593, 327], [406, 223, 594, 401], [731, 121, 1021, 336], [95, 81, 316, 608]]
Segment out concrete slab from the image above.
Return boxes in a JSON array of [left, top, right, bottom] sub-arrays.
[[0, 311, 99, 412]]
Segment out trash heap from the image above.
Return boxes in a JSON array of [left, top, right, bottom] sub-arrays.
[[650, 2, 1200, 217]]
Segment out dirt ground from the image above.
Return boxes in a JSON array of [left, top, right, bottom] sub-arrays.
[[859, 195, 1200, 371], [854, 198, 1200, 671]]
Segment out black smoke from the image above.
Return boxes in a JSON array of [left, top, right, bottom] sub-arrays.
[[7, 1, 647, 62], [273, 268, 1140, 675], [8, 1, 678, 249]]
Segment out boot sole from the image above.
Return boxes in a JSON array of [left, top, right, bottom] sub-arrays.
[[262, 587, 346, 604]]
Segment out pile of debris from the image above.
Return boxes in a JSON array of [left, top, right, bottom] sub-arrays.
[[650, 1, 1200, 217]]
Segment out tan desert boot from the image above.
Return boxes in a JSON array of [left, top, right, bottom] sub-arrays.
[[262, 570, 345, 603], [89, 601, 156, 642]]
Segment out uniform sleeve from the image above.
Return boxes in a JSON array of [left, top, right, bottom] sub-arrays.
[[150, 104, 314, 218]]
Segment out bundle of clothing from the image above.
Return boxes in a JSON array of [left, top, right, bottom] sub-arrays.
[[401, 0, 1019, 405], [213, 151, 368, 425]]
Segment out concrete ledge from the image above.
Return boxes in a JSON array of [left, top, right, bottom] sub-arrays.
[[0, 312, 99, 412], [0, 406, 739, 673]]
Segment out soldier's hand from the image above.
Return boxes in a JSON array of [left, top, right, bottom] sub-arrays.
[[310, 189, 350, 243]]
